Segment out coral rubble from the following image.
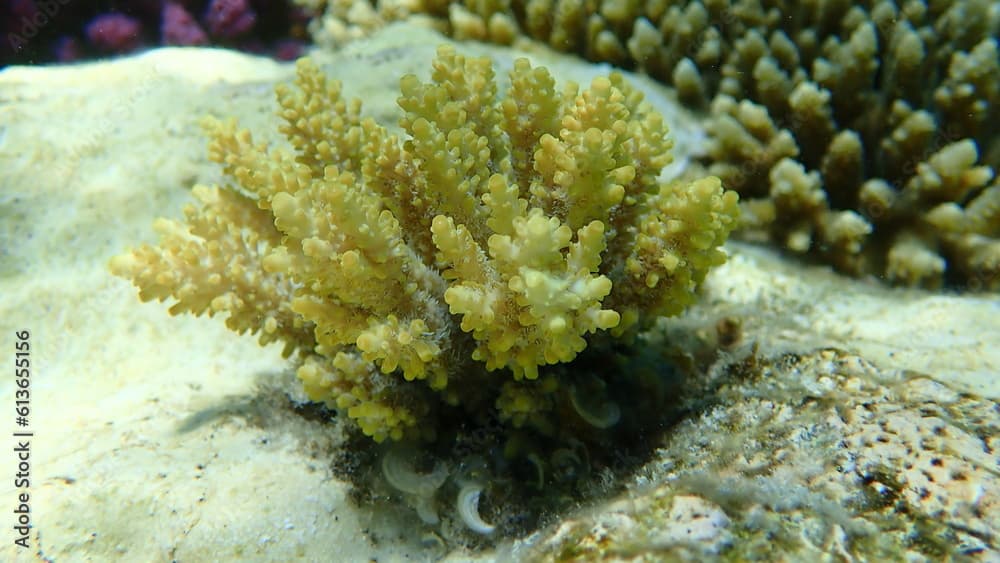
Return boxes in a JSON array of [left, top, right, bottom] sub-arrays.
[[110, 46, 738, 443]]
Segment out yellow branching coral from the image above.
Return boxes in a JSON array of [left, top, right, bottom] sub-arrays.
[[111, 46, 738, 442]]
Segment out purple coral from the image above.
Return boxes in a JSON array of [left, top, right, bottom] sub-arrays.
[[2, 0, 39, 58], [162, 2, 208, 46], [273, 39, 305, 61], [86, 13, 142, 52], [53, 37, 82, 63], [7, 0, 37, 21], [1, 0, 306, 67], [204, 0, 256, 39]]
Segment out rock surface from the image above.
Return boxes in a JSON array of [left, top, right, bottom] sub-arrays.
[[0, 22, 996, 562]]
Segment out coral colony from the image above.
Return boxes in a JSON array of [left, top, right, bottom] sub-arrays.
[[112, 46, 738, 446], [302, 0, 1000, 289]]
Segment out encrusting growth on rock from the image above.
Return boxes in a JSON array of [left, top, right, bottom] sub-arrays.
[[110, 46, 738, 443]]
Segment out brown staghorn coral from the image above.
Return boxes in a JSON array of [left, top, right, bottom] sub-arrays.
[[297, 0, 1000, 289], [110, 46, 738, 443]]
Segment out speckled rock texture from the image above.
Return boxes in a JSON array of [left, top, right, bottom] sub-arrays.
[[513, 350, 999, 561]]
